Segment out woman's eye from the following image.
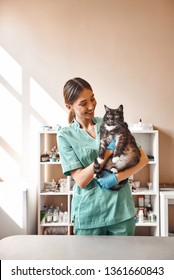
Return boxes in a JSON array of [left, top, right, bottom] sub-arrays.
[[80, 102, 86, 106]]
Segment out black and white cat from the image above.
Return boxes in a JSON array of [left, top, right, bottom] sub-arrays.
[[94, 104, 141, 189]]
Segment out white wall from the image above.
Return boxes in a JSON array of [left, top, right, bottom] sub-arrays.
[[0, 0, 174, 234]]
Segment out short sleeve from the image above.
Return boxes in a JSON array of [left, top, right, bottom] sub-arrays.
[[137, 142, 141, 148], [57, 131, 83, 176]]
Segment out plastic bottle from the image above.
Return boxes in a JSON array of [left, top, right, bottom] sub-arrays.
[[40, 205, 47, 223], [138, 119, 142, 128], [138, 209, 144, 223], [58, 203, 64, 223]]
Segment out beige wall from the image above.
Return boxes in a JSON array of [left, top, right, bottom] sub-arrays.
[[0, 0, 174, 233]]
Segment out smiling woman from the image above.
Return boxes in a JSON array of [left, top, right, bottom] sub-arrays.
[[63, 78, 95, 124], [57, 77, 148, 236]]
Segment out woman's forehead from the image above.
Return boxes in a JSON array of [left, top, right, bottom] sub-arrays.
[[76, 89, 94, 102]]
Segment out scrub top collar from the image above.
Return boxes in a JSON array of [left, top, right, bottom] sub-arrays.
[[72, 117, 99, 131]]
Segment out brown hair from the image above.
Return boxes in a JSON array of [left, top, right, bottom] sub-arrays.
[[63, 77, 93, 123]]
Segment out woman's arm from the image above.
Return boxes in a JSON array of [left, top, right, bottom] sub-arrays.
[[116, 147, 149, 182], [70, 149, 113, 188], [71, 147, 148, 188]]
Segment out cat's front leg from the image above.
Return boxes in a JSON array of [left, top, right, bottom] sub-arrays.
[[97, 139, 108, 162], [112, 138, 120, 163], [94, 158, 104, 178], [112, 134, 123, 163]]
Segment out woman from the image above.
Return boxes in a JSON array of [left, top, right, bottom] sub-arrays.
[[57, 77, 148, 235]]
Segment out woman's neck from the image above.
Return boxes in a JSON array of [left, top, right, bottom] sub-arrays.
[[76, 117, 96, 138], [76, 117, 94, 130]]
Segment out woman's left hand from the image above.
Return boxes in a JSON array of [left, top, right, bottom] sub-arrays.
[[97, 170, 118, 189]]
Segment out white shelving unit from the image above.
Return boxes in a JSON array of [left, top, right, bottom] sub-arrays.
[[38, 131, 73, 235], [160, 191, 174, 236], [38, 130, 159, 236], [130, 130, 159, 236]]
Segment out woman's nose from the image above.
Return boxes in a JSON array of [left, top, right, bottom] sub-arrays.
[[88, 101, 95, 110]]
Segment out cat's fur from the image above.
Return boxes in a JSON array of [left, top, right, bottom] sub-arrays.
[[94, 104, 141, 190]]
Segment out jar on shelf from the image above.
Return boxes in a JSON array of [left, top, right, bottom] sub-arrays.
[[41, 151, 50, 162], [144, 195, 151, 207], [63, 211, 68, 223], [138, 195, 144, 207]]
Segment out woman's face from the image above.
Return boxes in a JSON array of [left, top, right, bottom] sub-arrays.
[[70, 88, 97, 121]]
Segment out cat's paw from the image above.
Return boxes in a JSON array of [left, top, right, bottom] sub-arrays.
[[97, 157, 103, 164], [112, 156, 119, 163], [110, 167, 118, 174]]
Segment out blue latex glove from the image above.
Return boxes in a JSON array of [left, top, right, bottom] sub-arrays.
[[107, 139, 115, 150], [97, 170, 118, 189]]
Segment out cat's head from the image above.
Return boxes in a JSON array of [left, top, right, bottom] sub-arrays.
[[103, 104, 124, 125]]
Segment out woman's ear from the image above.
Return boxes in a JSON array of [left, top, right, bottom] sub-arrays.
[[66, 104, 72, 110]]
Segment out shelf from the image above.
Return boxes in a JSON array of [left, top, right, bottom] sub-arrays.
[[148, 161, 156, 165], [40, 222, 69, 227], [39, 130, 58, 134], [40, 192, 69, 196], [40, 161, 61, 165], [132, 190, 156, 196], [136, 221, 157, 227]]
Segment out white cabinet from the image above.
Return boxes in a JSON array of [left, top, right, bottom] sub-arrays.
[[160, 191, 174, 236], [38, 131, 73, 235], [130, 130, 159, 236]]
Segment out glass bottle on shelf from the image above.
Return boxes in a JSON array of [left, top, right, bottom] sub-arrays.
[[46, 206, 53, 223], [53, 207, 59, 223]]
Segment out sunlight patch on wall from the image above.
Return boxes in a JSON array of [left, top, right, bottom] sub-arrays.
[[0, 185, 27, 229], [0, 83, 22, 155], [30, 77, 68, 128], [29, 114, 42, 185], [0, 46, 22, 95], [0, 146, 20, 181]]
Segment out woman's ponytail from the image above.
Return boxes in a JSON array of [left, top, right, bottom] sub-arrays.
[[68, 110, 76, 124]]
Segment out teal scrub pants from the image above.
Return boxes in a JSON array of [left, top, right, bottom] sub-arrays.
[[74, 217, 135, 236]]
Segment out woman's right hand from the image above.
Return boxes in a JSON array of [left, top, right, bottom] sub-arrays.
[[106, 139, 115, 151]]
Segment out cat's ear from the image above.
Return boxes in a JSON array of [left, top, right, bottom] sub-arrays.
[[104, 105, 109, 111], [118, 104, 123, 111]]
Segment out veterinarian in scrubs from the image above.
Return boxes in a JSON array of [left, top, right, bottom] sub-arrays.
[[58, 77, 148, 235]]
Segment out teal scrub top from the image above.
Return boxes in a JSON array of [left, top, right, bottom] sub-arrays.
[[57, 117, 135, 229]]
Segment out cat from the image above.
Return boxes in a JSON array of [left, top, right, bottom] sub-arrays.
[[94, 104, 141, 190]]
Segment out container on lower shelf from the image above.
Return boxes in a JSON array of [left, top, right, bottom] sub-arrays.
[[43, 226, 68, 235]]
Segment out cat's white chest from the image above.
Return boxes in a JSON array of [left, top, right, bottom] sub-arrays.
[[105, 124, 116, 131]]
